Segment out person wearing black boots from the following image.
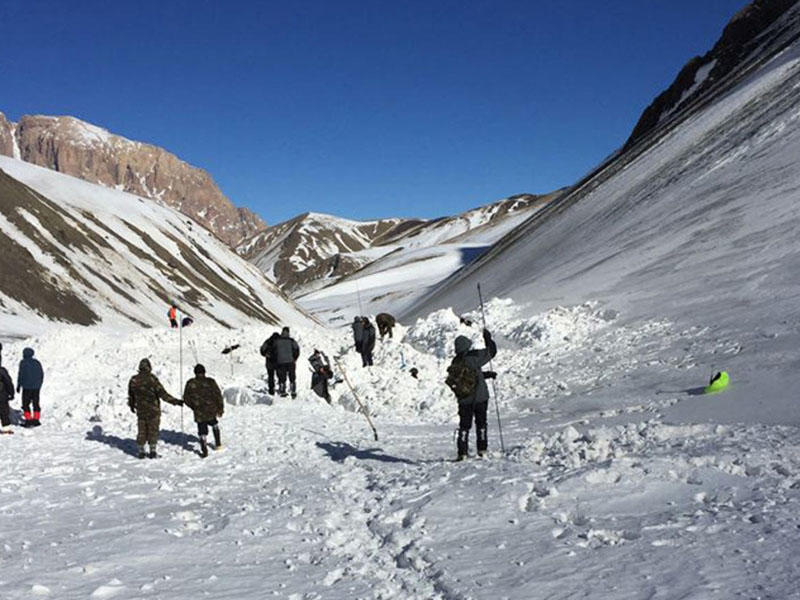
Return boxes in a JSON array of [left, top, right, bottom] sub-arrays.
[[449, 329, 497, 460], [360, 317, 376, 367], [273, 327, 300, 398], [183, 364, 224, 458]]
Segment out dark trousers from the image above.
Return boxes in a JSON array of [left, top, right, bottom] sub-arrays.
[[22, 389, 41, 414], [266, 363, 276, 394], [361, 348, 373, 367], [136, 415, 160, 448], [457, 402, 488, 456], [277, 363, 297, 395], [197, 419, 219, 437], [0, 397, 9, 426]]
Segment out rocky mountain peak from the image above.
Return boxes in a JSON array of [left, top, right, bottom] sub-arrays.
[[0, 112, 266, 246]]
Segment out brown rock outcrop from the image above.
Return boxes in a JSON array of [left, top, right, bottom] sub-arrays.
[[1, 114, 265, 246], [0, 113, 15, 157]]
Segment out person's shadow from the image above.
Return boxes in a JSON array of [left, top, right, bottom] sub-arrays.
[[86, 426, 201, 456], [85, 425, 140, 457], [316, 441, 416, 465], [656, 387, 706, 397]]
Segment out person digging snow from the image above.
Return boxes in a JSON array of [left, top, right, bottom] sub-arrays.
[[309, 349, 333, 404], [274, 327, 300, 398], [17, 348, 44, 427], [182, 364, 224, 458], [0, 361, 14, 434], [128, 358, 182, 459], [376, 312, 396, 340], [446, 329, 497, 460]]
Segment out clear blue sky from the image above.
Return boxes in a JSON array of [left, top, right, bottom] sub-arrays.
[[0, 0, 746, 224]]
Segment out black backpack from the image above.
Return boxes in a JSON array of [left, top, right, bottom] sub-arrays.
[[445, 356, 478, 399]]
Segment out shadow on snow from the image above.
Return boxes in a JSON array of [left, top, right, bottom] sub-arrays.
[[85, 425, 199, 456], [316, 441, 416, 465]]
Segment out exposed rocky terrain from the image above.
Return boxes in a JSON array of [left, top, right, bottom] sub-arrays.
[[0, 113, 265, 246], [239, 194, 548, 297]]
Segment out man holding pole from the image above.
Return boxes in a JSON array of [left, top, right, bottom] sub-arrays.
[[447, 328, 497, 460]]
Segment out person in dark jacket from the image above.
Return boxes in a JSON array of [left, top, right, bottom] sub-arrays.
[[183, 364, 224, 458], [128, 358, 182, 458], [273, 327, 300, 398], [352, 316, 364, 353], [376, 313, 396, 340], [360, 317, 376, 367], [260, 331, 280, 395], [452, 329, 497, 460], [309, 349, 333, 403], [17, 348, 44, 427], [0, 363, 14, 434]]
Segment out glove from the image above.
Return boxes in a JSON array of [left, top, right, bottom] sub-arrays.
[[482, 328, 492, 342], [483, 371, 497, 379]]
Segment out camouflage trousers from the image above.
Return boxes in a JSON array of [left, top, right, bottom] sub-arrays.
[[136, 415, 160, 448]]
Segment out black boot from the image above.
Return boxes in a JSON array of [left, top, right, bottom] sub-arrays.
[[137, 447, 146, 459], [477, 427, 488, 457], [457, 429, 469, 461], [199, 436, 208, 458], [212, 426, 222, 450]]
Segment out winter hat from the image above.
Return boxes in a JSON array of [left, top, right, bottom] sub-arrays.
[[281, 326, 290, 336], [23, 347, 35, 359], [138, 358, 152, 373], [194, 364, 206, 376], [454, 336, 472, 355]]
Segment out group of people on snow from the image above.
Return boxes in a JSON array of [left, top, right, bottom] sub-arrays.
[[127, 358, 224, 459], [2, 304, 501, 462], [0, 343, 45, 433]]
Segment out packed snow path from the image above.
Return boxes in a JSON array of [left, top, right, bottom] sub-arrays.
[[1, 301, 800, 599]]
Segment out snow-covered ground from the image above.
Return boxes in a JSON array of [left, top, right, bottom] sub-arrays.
[[3, 8, 800, 600], [1, 294, 799, 598]]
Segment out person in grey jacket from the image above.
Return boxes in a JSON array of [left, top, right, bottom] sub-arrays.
[[360, 317, 376, 367], [17, 347, 44, 427], [273, 327, 300, 398], [453, 329, 497, 460], [352, 317, 364, 353]]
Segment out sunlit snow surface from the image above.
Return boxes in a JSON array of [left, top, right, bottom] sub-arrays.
[[3, 29, 800, 600]]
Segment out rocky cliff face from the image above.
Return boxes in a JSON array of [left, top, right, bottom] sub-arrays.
[[0, 113, 266, 246], [625, 0, 799, 150], [0, 113, 15, 157]]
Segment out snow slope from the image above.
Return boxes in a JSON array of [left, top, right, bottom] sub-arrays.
[[297, 195, 552, 324], [0, 156, 314, 337]]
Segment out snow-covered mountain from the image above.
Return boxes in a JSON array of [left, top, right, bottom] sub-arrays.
[[237, 212, 422, 293], [294, 193, 554, 322], [0, 155, 314, 338], [0, 113, 266, 246], [405, 0, 800, 329]]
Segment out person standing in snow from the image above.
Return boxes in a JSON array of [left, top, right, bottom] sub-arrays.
[[0, 361, 14, 434], [352, 316, 364, 353], [168, 304, 179, 328], [182, 364, 224, 458], [309, 349, 333, 403], [260, 331, 280, 396], [128, 358, 182, 459], [448, 329, 497, 460], [274, 327, 300, 398], [17, 348, 44, 427], [376, 313, 396, 340], [360, 317, 376, 367]]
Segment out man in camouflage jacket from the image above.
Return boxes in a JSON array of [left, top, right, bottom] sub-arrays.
[[128, 358, 181, 459], [183, 364, 224, 458]]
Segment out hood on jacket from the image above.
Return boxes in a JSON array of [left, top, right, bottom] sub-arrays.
[[281, 326, 290, 337], [138, 358, 152, 374], [22, 348, 35, 359], [454, 336, 472, 355]]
